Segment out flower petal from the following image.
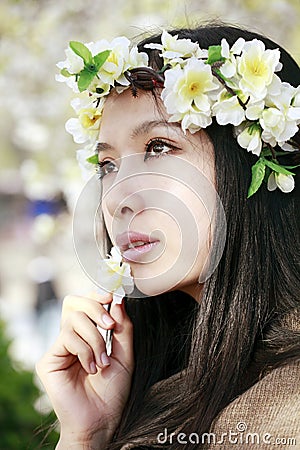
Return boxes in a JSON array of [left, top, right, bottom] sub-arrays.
[[276, 173, 295, 193]]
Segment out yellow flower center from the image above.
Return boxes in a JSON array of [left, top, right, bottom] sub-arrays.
[[80, 109, 101, 128], [188, 81, 201, 94], [107, 51, 118, 65], [247, 57, 268, 77], [179, 70, 210, 100]]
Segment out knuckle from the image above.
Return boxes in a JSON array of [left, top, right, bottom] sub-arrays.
[[81, 345, 93, 361], [62, 294, 75, 307], [61, 295, 76, 317]]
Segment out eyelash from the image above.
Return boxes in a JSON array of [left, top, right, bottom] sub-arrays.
[[144, 138, 179, 160], [96, 139, 180, 179]]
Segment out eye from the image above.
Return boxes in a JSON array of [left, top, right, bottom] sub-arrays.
[[144, 139, 179, 161], [96, 160, 118, 179]]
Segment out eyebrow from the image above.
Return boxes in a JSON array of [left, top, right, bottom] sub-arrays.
[[96, 120, 181, 154], [130, 120, 181, 138]]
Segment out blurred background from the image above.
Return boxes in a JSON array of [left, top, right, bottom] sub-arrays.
[[0, 0, 299, 448]]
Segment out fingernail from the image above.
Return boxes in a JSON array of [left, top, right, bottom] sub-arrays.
[[101, 352, 110, 366], [102, 314, 114, 326], [90, 361, 97, 374]]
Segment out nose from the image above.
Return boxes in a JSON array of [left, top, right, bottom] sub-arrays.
[[102, 155, 145, 220]]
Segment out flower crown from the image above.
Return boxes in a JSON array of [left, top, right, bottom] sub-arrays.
[[57, 30, 300, 197]]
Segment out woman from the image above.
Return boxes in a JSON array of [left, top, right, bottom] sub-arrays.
[[37, 23, 300, 449]]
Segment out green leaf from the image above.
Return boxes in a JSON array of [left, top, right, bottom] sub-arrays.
[[247, 158, 266, 198], [69, 41, 93, 64], [86, 154, 99, 164], [206, 45, 224, 65], [60, 68, 73, 77], [77, 69, 95, 92], [263, 159, 295, 176], [282, 164, 300, 170], [94, 50, 111, 70]]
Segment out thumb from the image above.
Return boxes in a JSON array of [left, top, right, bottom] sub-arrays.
[[109, 300, 134, 370]]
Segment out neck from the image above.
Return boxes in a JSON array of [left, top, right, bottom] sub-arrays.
[[179, 283, 203, 303]]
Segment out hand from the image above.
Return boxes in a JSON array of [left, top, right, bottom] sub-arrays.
[[36, 292, 134, 449]]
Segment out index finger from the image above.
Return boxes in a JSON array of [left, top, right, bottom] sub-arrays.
[[61, 292, 113, 323]]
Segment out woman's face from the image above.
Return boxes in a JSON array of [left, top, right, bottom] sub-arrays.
[[98, 89, 217, 298]]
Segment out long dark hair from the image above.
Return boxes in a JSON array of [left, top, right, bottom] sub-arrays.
[[107, 23, 300, 449]]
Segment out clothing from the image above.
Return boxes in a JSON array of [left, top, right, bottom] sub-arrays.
[[205, 360, 300, 449], [121, 359, 300, 449]]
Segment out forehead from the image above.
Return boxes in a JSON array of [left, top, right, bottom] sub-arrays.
[[99, 89, 167, 138]]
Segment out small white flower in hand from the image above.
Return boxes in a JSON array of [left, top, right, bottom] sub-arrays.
[[98, 246, 134, 304]]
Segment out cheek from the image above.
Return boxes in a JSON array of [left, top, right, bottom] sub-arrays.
[[131, 185, 214, 296]]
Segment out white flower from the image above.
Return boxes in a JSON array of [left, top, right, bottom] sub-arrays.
[[98, 246, 134, 304], [128, 45, 149, 69], [266, 74, 282, 97], [57, 47, 85, 74], [245, 100, 265, 120], [86, 37, 131, 86], [236, 124, 262, 156], [280, 142, 299, 152], [288, 85, 300, 123], [213, 90, 245, 126], [56, 47, 85, 92], [259, 82, 300, 146], [162, 58, 219, 123], [145, 30, 206, 63], [237, 39, 282, 100], [260, 107, 299, 145], [267, 172, 295, 193], [266, 81, 295, 111], [220, 37, 245, 78], [65, 96, 104, 144], [168, 107, 212, 134], [55, 72, 79, 91]]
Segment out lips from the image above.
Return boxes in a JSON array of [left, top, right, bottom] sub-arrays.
[[116, 231, 159, 261]]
